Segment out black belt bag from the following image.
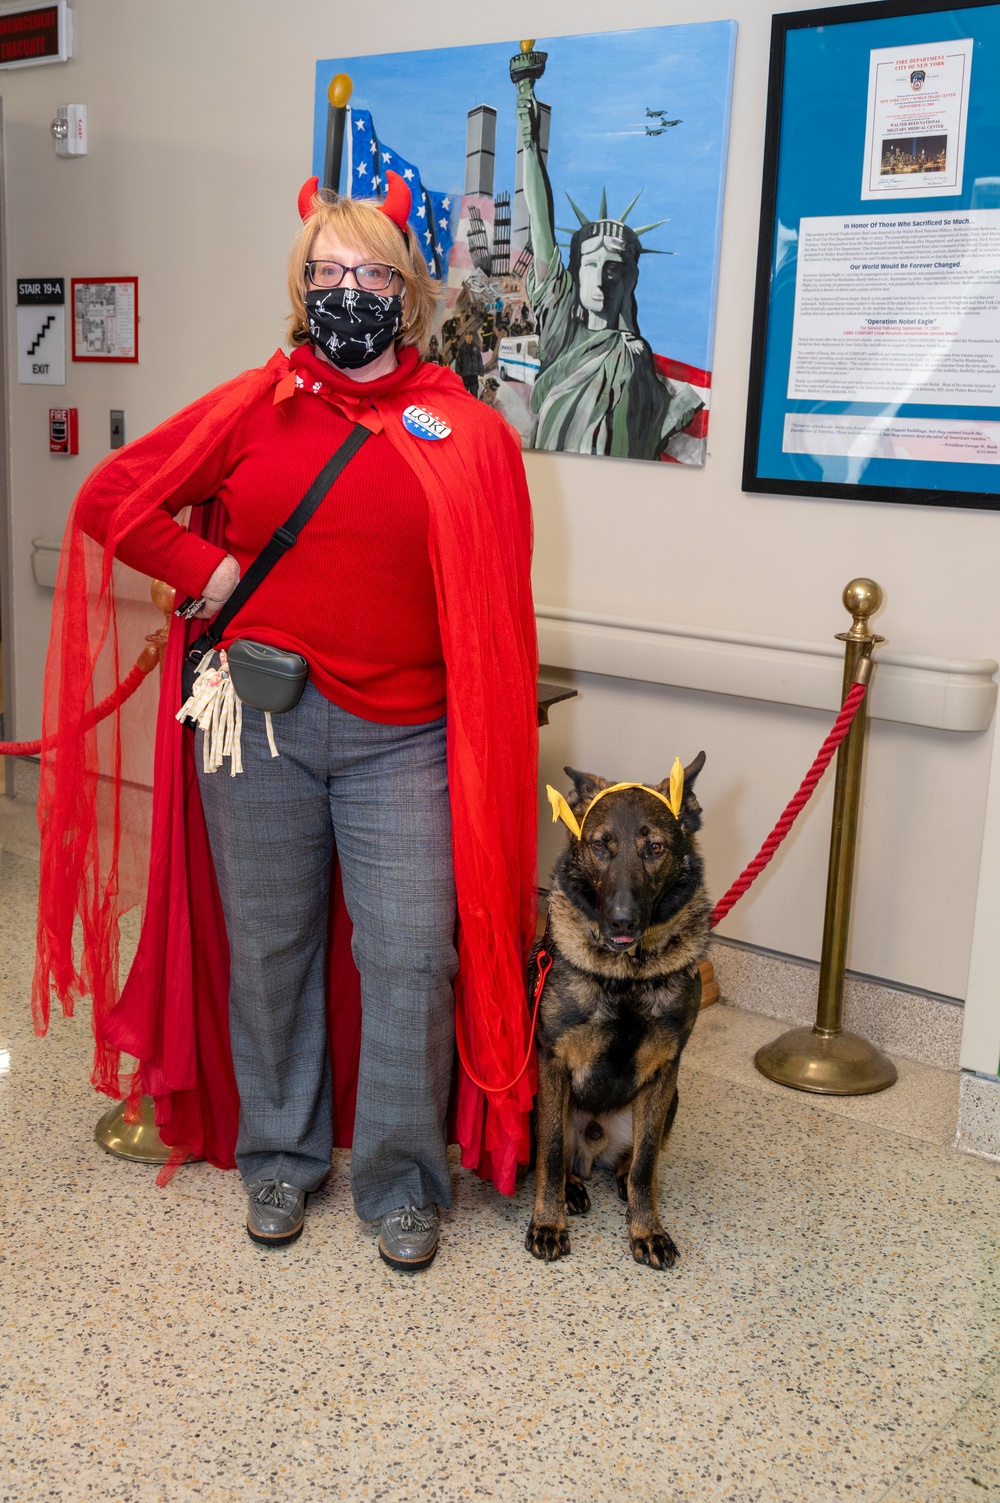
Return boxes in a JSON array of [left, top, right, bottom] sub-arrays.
[[182, 637, 311, 713], [181, 638, 311, 713], [178, 424, 372, 715], [225, 640, 309, 713]]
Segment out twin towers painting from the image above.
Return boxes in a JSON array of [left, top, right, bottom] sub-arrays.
[[313, 25, 736, 465]]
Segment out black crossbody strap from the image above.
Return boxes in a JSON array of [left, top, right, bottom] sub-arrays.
[[202, 424, 372, 648]]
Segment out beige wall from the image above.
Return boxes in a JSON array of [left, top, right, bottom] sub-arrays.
[[3, 0, 998, 1010]]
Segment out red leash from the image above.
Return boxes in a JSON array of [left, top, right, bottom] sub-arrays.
[[454, 945, 552, 1095]]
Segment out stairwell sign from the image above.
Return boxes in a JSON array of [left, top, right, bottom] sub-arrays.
[[17, 277, 65, 384]]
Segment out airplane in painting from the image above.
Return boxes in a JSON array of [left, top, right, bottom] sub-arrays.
[[645, 107, 681, 135]]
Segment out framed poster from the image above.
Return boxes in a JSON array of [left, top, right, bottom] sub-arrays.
[[743, 0, 1000, 509], [71, 276, 138, 362], [313, 25, 737, 465]]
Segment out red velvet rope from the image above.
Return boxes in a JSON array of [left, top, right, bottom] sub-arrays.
[[709, 680, 867, 928], [0, 659, 153, 757], [5, 660, 865, 1102]]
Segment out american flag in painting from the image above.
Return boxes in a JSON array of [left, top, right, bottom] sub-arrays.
[[345, 108, 458, 280]]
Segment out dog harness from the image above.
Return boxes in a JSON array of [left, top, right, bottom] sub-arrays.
[[546, 758, 684, 840]]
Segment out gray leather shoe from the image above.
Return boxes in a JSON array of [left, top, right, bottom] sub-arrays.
[[246, 1180, 306, 1246], [378, 1204, 440, 1272]]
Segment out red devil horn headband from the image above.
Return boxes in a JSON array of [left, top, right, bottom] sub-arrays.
[[380, 170, 412, 232], [297, 170, 412, 235], [297, 176, 319, 222]]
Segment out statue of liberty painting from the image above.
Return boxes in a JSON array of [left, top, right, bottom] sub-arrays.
[[512, 43, 704, 460]]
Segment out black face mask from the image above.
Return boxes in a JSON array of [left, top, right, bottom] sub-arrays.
[[305, 288, 403, 369]]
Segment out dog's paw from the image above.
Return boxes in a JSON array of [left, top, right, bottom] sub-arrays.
[[629, 1228, 679, 1270], [525, 1220, 571, 1261], [565, 1177, 591, 1216]]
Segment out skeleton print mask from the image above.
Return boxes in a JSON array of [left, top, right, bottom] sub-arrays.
[[305, 289, 403, 369]]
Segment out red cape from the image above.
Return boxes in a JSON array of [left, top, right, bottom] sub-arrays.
[[33, 351, 539, 1195]]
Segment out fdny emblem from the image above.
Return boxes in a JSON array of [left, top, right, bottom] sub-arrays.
[[402, 404, 452, 441]]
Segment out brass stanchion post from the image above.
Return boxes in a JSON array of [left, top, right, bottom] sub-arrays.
[[94, 1092, 172, 1163], [95, 581, 176, 1163], [754, 579, 897, 1095]]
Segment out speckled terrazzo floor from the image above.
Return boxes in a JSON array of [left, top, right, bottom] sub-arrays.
[[2, 760, 998, 1503]]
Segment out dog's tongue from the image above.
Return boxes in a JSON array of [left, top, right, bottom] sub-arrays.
[[612, 936, 635, 947]]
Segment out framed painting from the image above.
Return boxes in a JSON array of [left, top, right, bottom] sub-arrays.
[[314, 25, 737, 465], [743, 0, 1000, 508]]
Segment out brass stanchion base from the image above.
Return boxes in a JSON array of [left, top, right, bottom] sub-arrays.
[[94, 1095, 172, 1163], [754, 1025, 897, 1095]]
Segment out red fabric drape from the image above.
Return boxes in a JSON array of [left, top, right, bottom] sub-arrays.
[[33, 352, 538, 1193]]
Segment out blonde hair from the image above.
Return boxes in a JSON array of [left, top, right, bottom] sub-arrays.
[[287, 189, 441, 355]]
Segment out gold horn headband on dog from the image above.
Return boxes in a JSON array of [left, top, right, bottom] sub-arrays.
[[546, 758, 685, 841]]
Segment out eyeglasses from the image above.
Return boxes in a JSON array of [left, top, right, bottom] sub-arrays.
[[305, 260, 400, 291]]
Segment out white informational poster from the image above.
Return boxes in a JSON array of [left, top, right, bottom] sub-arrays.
[[785, 210, 1000, 409], [861, 38, 973, 200]]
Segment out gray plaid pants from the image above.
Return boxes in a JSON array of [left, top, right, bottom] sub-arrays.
[[196, 680, 457, 1220]]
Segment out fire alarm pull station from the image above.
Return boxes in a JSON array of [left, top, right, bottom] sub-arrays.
[[49, 407, 78, 454]]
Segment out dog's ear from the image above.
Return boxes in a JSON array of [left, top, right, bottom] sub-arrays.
[[682, 750, 706, 789], [655, 751, 706, 835], [563, 766, 611, 813]]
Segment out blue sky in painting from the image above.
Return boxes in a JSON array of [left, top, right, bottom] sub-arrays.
[[314, 24, 736, 370]]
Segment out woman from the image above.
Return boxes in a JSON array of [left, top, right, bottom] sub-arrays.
[[34, 173, 539, 1272]]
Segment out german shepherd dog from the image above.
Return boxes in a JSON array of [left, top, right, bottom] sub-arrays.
[[526, 756, 709, 1270]]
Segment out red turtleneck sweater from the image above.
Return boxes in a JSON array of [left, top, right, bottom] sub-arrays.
[[78, 343, 446, 724]]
